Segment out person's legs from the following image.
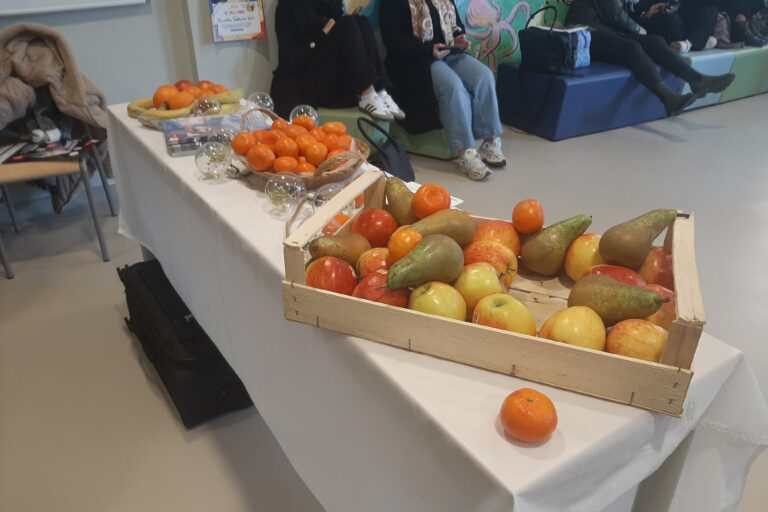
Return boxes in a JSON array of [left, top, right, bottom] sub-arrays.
[[352, 15, 389, 91], [327, 16, 377, 95], [679, 4, 719, 50], [640, 13, 688, 46]]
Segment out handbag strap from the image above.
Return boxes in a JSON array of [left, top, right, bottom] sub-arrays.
[[525, 5, 558, 30], [356, 117, 396, 156]]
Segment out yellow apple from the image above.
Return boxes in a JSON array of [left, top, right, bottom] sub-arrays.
[[409, 282, 467, 321], [453, 262, 505, 313], [539, 306, 606, 351], [606, 319, 668, 362], [472, 293, 536, 336], [565, 233, 605, 281]]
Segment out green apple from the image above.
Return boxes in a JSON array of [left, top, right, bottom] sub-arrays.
[[539, 306, 606, 351], [565, 233, 605, 281], [606, 319, 668, 362], [472, 293, 536, 336], [453, 262, 505, 313], [409, 282, 467, 321]]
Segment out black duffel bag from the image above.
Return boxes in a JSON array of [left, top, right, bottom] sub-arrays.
[[356, 117, 415, 182], [519, 5, 591, 75]]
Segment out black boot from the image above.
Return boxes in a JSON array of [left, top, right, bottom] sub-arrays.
[[690, 73, 736, 97], [651, 82, 696, 117]]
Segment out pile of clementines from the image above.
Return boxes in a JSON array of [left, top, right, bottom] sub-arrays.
[[232, 116, 353, 175], [152, 80, 230, 110]]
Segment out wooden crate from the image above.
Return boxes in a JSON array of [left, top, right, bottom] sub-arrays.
[[282, 170, 706, 416]]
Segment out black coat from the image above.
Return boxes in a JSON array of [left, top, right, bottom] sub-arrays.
[[567, 0, 644, 34], [379, 0, 465, 134], [271, 0, 345, 117]]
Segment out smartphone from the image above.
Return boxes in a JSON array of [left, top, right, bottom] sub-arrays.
[[447, 46, 465, 55]]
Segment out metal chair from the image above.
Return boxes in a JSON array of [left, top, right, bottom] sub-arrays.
[[0, 144, 116, 279]]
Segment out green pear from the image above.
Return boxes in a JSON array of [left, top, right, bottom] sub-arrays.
[[520, 214, 592, 276], [410, 209, 477, 247], [568, 274, 665, 326], [309, 233, 371, 266], [384, 177, 419, 226], [387, 234, 464, 289], [600, 209, 678, 269]]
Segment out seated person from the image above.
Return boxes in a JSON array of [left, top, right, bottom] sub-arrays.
[[380, 0, 505, 181], [272, 0, 404, 121], [701, 0, 768, 46], [631, 1, 719, 52], [567, 0, 735, 116]]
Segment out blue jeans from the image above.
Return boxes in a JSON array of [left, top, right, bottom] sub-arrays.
[[430, 53, 503, 153]]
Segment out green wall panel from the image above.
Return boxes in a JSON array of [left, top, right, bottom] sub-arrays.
[[720, 47, 768, 102]]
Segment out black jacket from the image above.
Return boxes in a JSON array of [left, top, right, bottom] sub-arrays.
[[379, 0, 465, 134], [567, 0, 644, 34]]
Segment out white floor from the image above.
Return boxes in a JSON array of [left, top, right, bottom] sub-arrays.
[[1, 95, 766, 511]]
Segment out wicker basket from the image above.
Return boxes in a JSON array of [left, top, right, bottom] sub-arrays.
[[237, 108, 370, 189]]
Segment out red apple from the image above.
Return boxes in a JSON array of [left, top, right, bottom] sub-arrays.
[[409, 282, 467, 321], [463, 240, 518, 287], [356, 248, 390, 278], [351, 209, 398, 247], [565, 233, 605, 281], [473, 220, 521, 256], [644, 284, 676, 330], [352, 270, 409, 307], [639, 246, 675, 290], [585, 264, 646, 287], [305, 256, 357, 295], [453, 262, 505, 312], [606, 319, 668, 362], [473, 293, 536, 335]]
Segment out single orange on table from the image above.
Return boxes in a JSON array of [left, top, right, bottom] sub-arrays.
[[305, 142, 329, 166], [295, 134, 319, 155], [274, 137, 299, 158], [232, 131, 257, 156], [197, 80, 215, 90], [322, 121, 347, 135], [211, 84, 229, 94], [292, 115, 317, 130], [296, 157, 317, 175], [167, 91, 195, 110], [246, 144, 276, 172], [512, 199, 544, 235], [271, 118, 291, 132], [412, 183, 451, 219], [174, 80, 193, 91], [500, 388, 558, 444], [274, 156, 299, 173], [387, 228, 423, 265], [285, 124, 309, 139], [153, 85, 179, 109]]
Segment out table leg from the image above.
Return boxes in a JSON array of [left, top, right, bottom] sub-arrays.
[[0, 231, 14, 279], [1, 184, 20, 233]]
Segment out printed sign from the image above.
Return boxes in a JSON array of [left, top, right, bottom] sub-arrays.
[[210, 0, 266, 43]]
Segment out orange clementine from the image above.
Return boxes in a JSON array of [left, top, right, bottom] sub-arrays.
[[167, 91, 195, 110], [322, 121, 347, 135], [296, 157, 316, 175], [322, 213, 351, 235], [310, 128, 327, 144], [196, 90, 215, 99], [500, 388, 558, 444], [387, 228, 423, 265], [271, 118, 291, 132], [338, 134, 353, 150], [184, 86, 203, 98], [211, 84, 229, 94], [246, 144, 276, 172], [295, 134, 319, 155], [197, 80, 215, 90], [323, 133, 341, 151], [293, 115, 317, 130], [175, 80, 193, 91], [274, 156, 299, 173], [285, 124, 309, 139], [412, 183, 451, 219], [274, 137, 299, 158], [512, 199, 544, 235], [305, 143, 328, 166], [232, 131, 257, 156], [153, 85, 179, 109]]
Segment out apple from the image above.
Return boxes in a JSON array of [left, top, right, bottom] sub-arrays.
[[473, 220, 521, 256], [356, 248, 390, 277], [564, 233, 605, 281], [352, 271, 409, 307], [606, 319, 668, 362], [453, 262, 505, 313], [585, 264, 646, 287], [639, 246, 675, 290], [409, 282, 467, 321], [539, 306, 606, 351], [472, 293, 536, 336], [305, 256, 357, 295], [644, 284, 676, 330], [463, 240, 518, 287]]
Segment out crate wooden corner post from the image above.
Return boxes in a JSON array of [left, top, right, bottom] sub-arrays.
[[660, 213, 706, 371]]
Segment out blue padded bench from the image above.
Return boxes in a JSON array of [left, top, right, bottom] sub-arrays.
[[497, 62, 683, 141]]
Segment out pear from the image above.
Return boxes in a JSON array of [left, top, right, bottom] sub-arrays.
[[387, 234, 464, 289], [600, 209, 678, 269], [309, 233, 371, 266], [520, 214, 592, 276], [410, 209, 477, 247], [568, 274, 666, 326], [384, 177, 419, 226]]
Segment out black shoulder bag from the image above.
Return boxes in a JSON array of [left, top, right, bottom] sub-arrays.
[[356, 118, 415, 182]]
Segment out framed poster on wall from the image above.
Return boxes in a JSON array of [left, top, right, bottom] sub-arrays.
[[0, 0, 146, 16], [210, 0, 266, 43]]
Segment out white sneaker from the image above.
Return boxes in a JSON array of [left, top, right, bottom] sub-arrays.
[[704, 36, 717, 50], [478, 137, 507, 168], [359, 93, 394, 121], [377, 90, 406, 120], [671, 40, 692, 54], [456, 149, 492, 181]]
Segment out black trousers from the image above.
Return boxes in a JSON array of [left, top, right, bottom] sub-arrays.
[[638, 5, 718, 50], [311, 15, 390, 107], [589, 30, 700, 90]]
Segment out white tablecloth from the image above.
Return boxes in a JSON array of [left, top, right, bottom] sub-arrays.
[[108, 104, 768, 512]]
